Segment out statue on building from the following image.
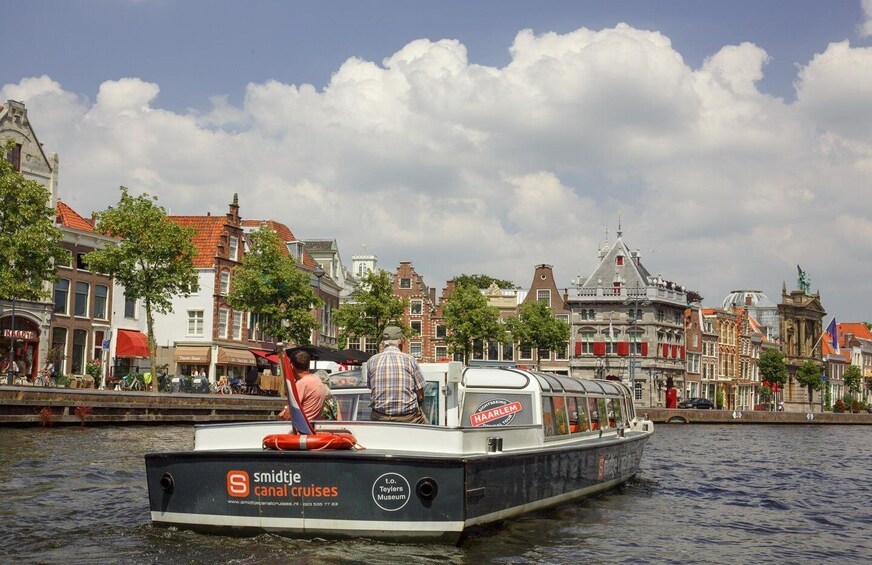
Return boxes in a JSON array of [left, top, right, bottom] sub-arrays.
[[796, 265, 811, 294]]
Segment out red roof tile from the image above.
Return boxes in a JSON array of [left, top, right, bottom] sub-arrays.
[[836, 322, 872, 347], [56, 201, 95, 232], [242, 219, 317, 268], [168, 216, 228, 268]]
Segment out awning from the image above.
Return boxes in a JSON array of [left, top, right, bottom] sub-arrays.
[[251, 349, 280, 364], [174, 345, 211, 364], [116, 329, 149, 358], [217, 347, 256, 366]]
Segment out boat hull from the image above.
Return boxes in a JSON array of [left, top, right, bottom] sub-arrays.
[[145, 433, 649, 543]]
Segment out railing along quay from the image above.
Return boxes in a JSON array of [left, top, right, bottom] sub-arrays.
[[0, 385, 286, 426], [644, 407, 872, 425]]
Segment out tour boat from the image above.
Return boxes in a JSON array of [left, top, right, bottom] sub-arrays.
[[145, 362, 653, 543]]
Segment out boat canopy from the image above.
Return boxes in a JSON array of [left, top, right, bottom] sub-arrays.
[[462, 367, 627, 397]]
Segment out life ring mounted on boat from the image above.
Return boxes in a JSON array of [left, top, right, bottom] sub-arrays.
[[262, 432, 357, 451]]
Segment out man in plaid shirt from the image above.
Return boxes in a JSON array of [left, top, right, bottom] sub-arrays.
[[366, 326, 428, 424]]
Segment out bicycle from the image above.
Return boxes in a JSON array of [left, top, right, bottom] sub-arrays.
[[33, 373, 57, 387], [121, 373, 145, 391]]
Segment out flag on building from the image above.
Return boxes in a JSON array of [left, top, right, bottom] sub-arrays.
[[825, 317, 840, 355], [280, 352, 314, 435]]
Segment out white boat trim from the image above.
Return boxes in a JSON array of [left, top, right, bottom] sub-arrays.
[[151, 511, 465, 533]]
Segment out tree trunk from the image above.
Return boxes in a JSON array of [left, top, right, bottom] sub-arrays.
[[146, 299, 158, 393]]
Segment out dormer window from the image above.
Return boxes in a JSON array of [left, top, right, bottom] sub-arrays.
[[287, 241, 304, 261], [616, 255, 624, 266]]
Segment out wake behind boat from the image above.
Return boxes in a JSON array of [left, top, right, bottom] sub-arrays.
[[145, 362, 653, 543]]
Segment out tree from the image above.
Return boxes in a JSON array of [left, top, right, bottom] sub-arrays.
[[685, 289, 704, 304], [442, 282, 505, 363], [85, 187, 199, 392], [226, 226, 320, 346], [757, 349, 787, 390], [795, 360, 823, 410], [844, 365, 862, 400], [0, 140, 65, 302], [333, 270, 405, 349], [1, 139, 66, 382], [506, 301, 570, 370], [453, 274, 515, 290]]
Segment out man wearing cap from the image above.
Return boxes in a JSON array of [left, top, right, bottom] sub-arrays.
[[366, 326, 428, 424]]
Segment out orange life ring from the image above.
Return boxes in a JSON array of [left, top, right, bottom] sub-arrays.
[[263, 432, 357, 451]]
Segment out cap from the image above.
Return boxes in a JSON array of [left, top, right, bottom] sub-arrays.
[[383, 326, 404, 340]]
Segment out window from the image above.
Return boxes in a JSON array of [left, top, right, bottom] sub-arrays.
[[57, 249, 72, 268], [74, 282, 89, 317], [604, 329, 619, 354], [347, 338, 361, 350], [502, 342, 514, 360], [7, 143, 22, 171], [364, 339, 378, 355], [51, 328, 67, 374], [233, 311, 243, 340], [410, 300, 423, 315], [124, 291, 136, 319], [54, 279, 70, 314], [72, 329, 87, 375], [487, 340, 499, 360], [580, 309, 595, 321], [188, 310, 204, 336], [688, 353, 700, 374], [616, 255, 624, 266], [220, 270, 231, 295], [94, 285, 108, 319], [410, 320, 422, 335], [399, 278, 411, 289], [218, 308, 229, 338], [635, 382, 643, 401], [93, 329, 105, 362], [628, 308, 641, 321], [76, 252, 89, 271], [580, 331, 595, 354], [229, 236, 239, 261], [410, 342, 422, 358], [536, 289, 550, 305], [519, 346, 533, 360], [435, 346, 448, 359], [629, 331, 642, 355], [555, 343, 568, 360], [435, 324, 446, 338]]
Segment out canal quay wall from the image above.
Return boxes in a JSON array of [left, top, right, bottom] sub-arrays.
[[1, 386, 871, 426]]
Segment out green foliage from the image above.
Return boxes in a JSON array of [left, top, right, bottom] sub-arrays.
[[333, 270, 405, 348], [716, 387, 724, 409], [0, 139, 65, 302], [758, 385, 772, 399], [85, 360, 102, 379], [453, 274, 515, 290], [757, 349, 787, 387], [442, 282, 505, 363], [795, 360, 823, 407], [843, 365, 862, 399], [226, 226, 320, 345], [86, 187, 199, 391], [506, 300, 570, 370]]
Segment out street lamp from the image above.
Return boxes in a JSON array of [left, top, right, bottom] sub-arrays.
[[626, 283, 648, 406], [313, 267, 325, 344]]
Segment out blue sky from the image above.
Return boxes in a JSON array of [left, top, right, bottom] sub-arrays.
[[4, 0, 872, 321]]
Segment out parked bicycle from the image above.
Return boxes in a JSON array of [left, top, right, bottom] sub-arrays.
[[121, 372, 146, 391]]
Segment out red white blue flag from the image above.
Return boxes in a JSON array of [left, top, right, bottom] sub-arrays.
[[825, 318, 840, 354], [280, 353, 314, 435]]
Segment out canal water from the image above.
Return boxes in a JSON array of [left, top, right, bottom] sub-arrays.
[[1, 424, 870, 564]]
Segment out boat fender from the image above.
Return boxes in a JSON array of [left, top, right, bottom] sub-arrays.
[[262, 432, 357, 451], [416, 477, 438, 501], [160, 473, 174, 494]]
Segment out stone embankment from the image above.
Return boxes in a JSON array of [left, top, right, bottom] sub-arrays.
[[643, 407, 872, 425], [0, 385, 286, 426]]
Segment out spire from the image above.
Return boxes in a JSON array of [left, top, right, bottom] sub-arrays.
[[617, 212, 622, 239]]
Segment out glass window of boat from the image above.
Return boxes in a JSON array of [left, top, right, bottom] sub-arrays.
[[612, 397, 624, 427], [588, 397, 602, 430], [572, 396, 592, 432], [566, 395, 583, 433], [547, 395, 569, 437], [597, 398, 612, 429], [422, 381, 439, 425]]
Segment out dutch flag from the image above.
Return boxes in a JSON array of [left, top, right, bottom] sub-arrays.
[[280, 352, 314, 435]]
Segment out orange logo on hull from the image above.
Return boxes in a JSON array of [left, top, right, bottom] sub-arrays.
[[226, 470, 250, 497]]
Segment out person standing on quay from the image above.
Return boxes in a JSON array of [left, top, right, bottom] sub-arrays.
[[366, 326, 428, 424]]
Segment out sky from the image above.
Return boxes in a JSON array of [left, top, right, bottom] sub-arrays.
[[3, 0, 872, 321]]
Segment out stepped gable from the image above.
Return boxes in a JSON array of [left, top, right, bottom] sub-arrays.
[[56, 201, 95, 233], [580, 233, 651, 291], [241, 219, 318, 269]]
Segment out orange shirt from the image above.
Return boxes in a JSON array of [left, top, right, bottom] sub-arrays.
[[295, 372, 327, 421]]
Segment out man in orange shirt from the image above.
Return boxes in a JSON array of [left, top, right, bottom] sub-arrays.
[[278, 350, 327, 422]]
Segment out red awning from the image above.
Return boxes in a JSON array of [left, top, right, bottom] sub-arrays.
[[251, 349, 279, 364], [116, 329, 149, 358]]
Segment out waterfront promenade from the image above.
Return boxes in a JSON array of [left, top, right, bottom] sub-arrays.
[[2, 385, 871, 425]]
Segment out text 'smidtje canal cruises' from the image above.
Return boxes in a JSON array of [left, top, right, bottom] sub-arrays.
[[145, 362, 654, 543]]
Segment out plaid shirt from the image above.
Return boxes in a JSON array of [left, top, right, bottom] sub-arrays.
[[366, 346, 426, 416]]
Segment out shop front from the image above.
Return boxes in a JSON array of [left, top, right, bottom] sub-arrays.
[[173, 345, 211, 379], [1, 316, 41, 381], [112, 328, 150, 378], [216, 346, 256, 382]]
